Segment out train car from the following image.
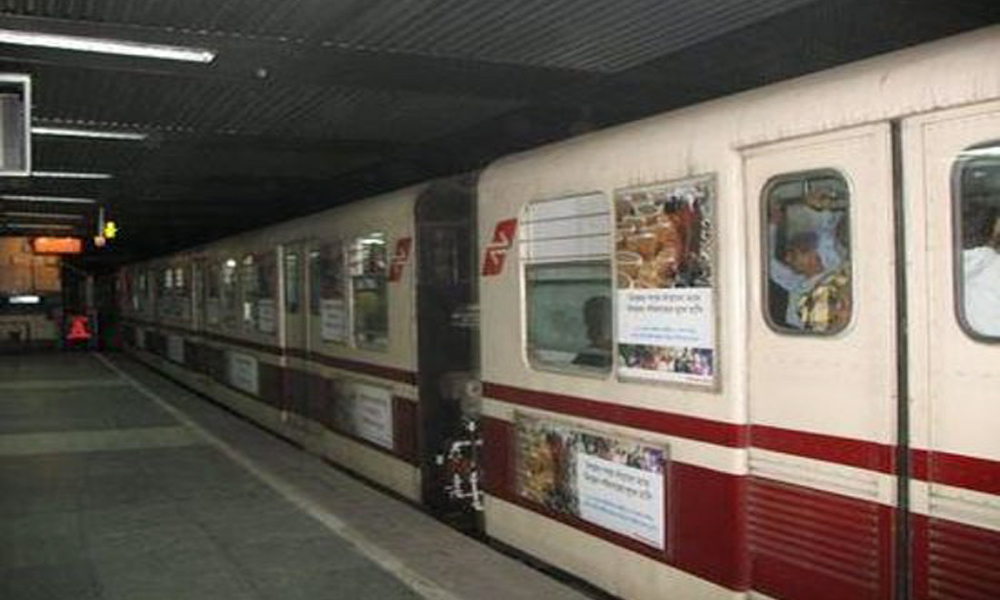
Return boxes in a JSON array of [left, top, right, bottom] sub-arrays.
[[121, 181, 480, 504], [477, 24, 1000, 600], [118, 25, 1000, 600]]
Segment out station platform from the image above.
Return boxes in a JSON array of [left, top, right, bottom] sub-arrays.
[[0, 352, 592, 600]]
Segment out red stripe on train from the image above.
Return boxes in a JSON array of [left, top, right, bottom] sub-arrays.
[[751, 424, 895, 474], [911, 448, 1000, 497]]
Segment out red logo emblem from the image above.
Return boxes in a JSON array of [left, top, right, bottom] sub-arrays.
[[67, 316, 92, 341], [388, 237, 412, 282], [481, 219, 517, 277]]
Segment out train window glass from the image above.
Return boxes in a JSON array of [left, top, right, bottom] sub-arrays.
[[311, 242, 350, 344], [242, 252, 277, 333], [763, 170, 852, 334], [284, 251, 300, 314], [221, 257, 239, 328], [955, 141, 1000, 340], [521, 193, 612, 374], [205, 263, 221, 326], [349, 233, 388, 349]]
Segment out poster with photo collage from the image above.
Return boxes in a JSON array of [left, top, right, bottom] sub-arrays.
[[515, 414, 667, 550], [614, 175, 717, 387]]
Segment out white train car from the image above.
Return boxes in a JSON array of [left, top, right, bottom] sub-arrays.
[[116, 24, 1000, 600], [121, 184, 433, 500], [476, 25, 1000, 600]]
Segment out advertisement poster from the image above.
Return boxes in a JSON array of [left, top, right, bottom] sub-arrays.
[[227, 352, 259, 396], [332, 380, 394, 450], [257, 299, 276, 334], [615, 176, 717, 386], [167, 334, 185, 364], [320, 299, 347, 342], [515, 414, 667, 550], [205, 298, 220, 325]]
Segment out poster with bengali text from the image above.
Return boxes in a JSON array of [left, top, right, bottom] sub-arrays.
[[614, 175, 717, 386], [321, 299, 348, 342], [515, 414, 667, 550]]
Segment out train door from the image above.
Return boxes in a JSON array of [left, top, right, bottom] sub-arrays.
[[415, 177, 480, 528], [743, 124, 899, 600], [902, 101, 1000, 600], [191, 258, 205, 332], [280, 242, 314, 437]]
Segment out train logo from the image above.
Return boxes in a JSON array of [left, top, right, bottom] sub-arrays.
[[481, 218, 517, 277], [388, 237, 413, 282]]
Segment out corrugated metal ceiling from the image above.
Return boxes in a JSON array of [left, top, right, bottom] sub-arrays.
[[0, 0, 995, 265]]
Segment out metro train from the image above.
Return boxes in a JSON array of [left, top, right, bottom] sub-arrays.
[[118, 26, 1000, 600]]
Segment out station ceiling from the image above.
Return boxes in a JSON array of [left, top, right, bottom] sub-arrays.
[[0, 0, 997, 268]]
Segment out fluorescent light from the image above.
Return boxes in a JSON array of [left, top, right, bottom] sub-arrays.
[[4, 222, 75, 230], [9, 295, 41, 305], [32, 126, 147, 141], [1, 194, 96, 205], [32, 170, 113, 179], [0, 29, 215, 63], [3, 211, 84, 220]]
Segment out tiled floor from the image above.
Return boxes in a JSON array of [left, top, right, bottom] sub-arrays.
[[0, 352, 591, 600]]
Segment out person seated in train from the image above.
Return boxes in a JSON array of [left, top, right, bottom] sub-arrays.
[[768, 203, 845, 330], [573, 295, 612, 367], [962, 207, 1000, 336]]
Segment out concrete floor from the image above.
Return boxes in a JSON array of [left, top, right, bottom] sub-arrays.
[[0, 352, 591, 600]]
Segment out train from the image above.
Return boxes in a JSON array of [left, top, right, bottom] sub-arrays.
[[117, 25, 1000, 600]]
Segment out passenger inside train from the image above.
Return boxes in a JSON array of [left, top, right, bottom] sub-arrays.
[[766, 178, 852, 332], [571, 295, 612, 368], [960, 169, 1000, 337]]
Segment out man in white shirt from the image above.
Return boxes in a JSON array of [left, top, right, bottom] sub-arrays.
[[963, 213, 1000, 337]]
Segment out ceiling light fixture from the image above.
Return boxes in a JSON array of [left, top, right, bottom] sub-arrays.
[[4, 222, 76, 230], [0, 29, 216, 63], [32, 170, 113, 179], [32, 126, 147, 141], [1, 194, 97, 205], [3, 211, 84, 220]]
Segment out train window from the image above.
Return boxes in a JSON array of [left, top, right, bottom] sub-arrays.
[[955, 141, 1000, 340], [284, 251, 300, 314], [242, 252, 277, 333], [310, 242, 349, 343], [521, 193, 612, 374], [350, 233, 388, 349], [763, 170, 852, 334], [221, 257, 239, 328], [204, 263, 221, 326]]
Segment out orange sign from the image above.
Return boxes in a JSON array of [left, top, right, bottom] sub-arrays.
[[32, 237, 82, 255], [66, 315, 92, 341]]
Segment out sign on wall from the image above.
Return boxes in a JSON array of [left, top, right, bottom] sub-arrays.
[[167, 334, 185, 364], [227, 351, 259, 396], [614, 175, 717, 387], [320, 298, 347, 342], [332, 380, 394, 450], [515, 414, 667, 550], [257, 299, 276, 333]]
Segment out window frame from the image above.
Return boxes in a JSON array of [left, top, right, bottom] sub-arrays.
[[951, 140, 1000, 343], [519, 192, 614, 379], [310, 239, 350, 346], [760, 168, 854, 337], [349, 232, 389, 351]]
